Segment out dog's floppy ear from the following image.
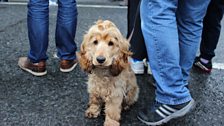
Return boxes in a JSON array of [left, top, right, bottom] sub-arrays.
[[110, 55, 127, 76], [110, 38, 132, 76], [77, 34, 94, 73]]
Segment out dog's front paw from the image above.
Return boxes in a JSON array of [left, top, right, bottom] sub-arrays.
[[104, 117, 120, 126], [85, 107, 101, 118]]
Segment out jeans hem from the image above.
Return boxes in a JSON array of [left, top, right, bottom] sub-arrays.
[[156, 95, 192, 105]]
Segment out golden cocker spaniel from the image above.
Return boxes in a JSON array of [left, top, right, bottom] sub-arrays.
[[77, 20, 139, 126]]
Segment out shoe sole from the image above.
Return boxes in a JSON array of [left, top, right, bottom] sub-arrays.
[[132, 69, 144, 74], [138, 99, 196, 126], [60, 63, 78, 73], [132, 70, 144, 74], [18, 64, 47, 76], [131, 68, 144, 74], [194, 62, 211, 73]]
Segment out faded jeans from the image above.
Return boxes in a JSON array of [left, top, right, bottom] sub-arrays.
[[140, 0, 210, 105]]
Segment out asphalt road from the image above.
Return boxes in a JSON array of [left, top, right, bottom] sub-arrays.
[[0, 2, 224, 126]]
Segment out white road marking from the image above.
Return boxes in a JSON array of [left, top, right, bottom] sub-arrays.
[[78, 4, 127, 9], [0, 2, 127, 9], [213, 63, 224, 70]]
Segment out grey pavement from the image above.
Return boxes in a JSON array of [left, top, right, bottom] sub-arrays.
[[0, 2, 224, 126]]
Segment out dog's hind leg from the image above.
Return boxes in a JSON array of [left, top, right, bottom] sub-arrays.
[[123, 82, 139, 110]]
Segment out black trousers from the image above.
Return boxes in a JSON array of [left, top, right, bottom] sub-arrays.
[[200, 0, 224, 60], [127, 0, 147, 60]]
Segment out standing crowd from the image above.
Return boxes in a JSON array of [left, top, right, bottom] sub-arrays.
[[18, 0, 223, 125]]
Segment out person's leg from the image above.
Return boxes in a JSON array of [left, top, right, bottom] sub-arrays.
[[56, 0, 78, 61], [141, 0, 191, 105], [56, 0, 78, 72], [18, 0, 48, 76], [127, 0, 139, 38], [177, 0, 211, 83], [129, 0, 147, 60], [128, 0, 149, 74], [200, 0, 224, 61], [27, 0, 49, 63], [138, 0, 210, 125], [193, 0, 224, 73]]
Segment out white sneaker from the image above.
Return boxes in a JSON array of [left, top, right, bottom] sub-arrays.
[[49, 1, 57, 6], [147, 62, 152, 75], [129, 58, 144, 74]]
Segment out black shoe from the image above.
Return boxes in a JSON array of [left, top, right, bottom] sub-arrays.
[[137, 99, 195, 126], [193, 56, 212, 73]]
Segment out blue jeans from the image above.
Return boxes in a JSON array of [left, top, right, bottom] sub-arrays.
[[27, 0, 78, 63], [140, 0, 210, 105]]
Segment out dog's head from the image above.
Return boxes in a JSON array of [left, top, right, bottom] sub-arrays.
[[78, 20, 132, 76]]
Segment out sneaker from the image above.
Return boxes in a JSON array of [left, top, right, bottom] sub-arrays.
[[49, 0, 57, 6], [60, 59, 78, 72], [129, 58, 144, 74], [18, 57, 47, 76], [137, 99, 195, 126], [193, 56, 212, 73]]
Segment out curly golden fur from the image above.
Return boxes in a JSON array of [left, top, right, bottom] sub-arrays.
[[77, 20, 139, 126]]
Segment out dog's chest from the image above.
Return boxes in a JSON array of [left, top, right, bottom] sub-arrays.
[[88, 72, 127, 101], [89, 74, 115, 91]]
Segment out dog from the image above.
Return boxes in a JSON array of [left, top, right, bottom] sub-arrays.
[[77, 20, 139, 126]]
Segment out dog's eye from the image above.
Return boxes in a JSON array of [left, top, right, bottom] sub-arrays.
[[108, 41, 114, 46], [93, 40, 98, 45]]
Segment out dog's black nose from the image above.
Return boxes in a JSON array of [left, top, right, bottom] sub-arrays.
[[96, 56, 106, 64]]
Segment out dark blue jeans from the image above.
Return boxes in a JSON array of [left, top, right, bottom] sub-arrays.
[[200, 0, 224, 61], [27, 0, 78, 63]]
